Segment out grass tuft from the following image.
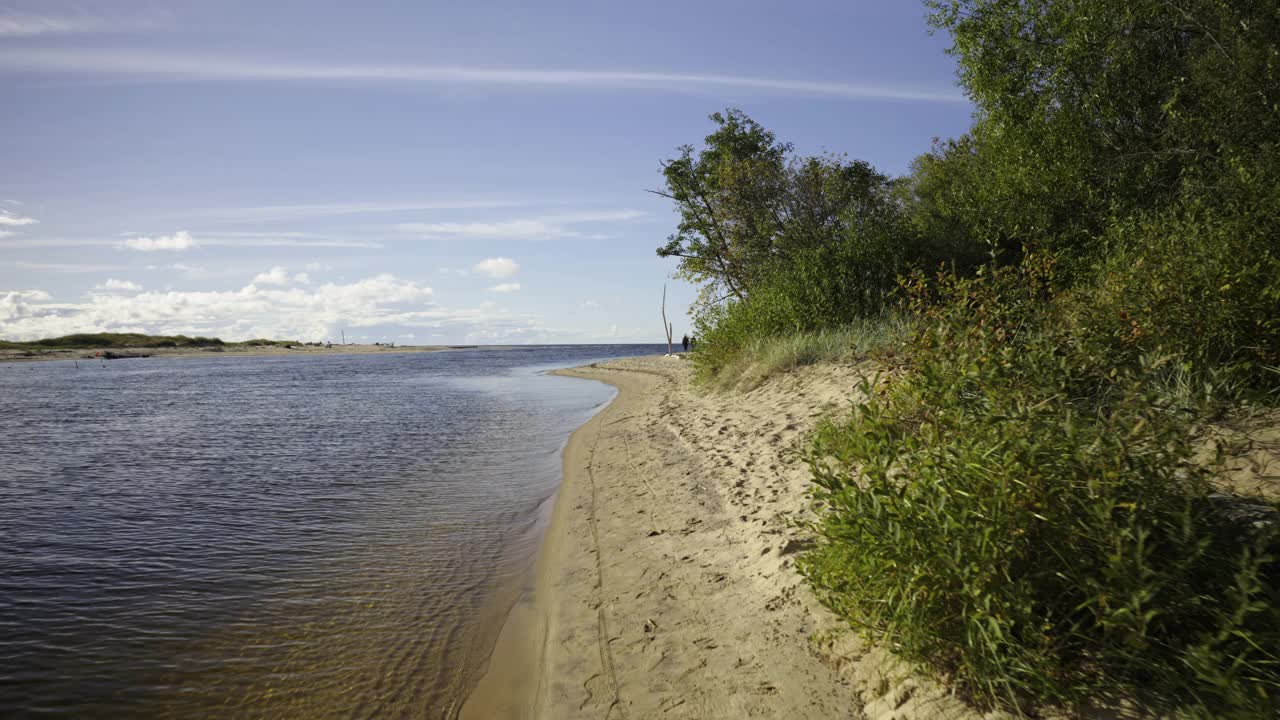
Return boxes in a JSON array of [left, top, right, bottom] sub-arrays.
[[696, 315, 910, 392]]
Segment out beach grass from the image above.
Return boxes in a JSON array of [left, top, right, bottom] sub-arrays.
[[696, 315, 910, 392]]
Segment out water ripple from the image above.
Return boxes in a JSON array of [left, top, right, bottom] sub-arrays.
[[0, 345, 657, 718]]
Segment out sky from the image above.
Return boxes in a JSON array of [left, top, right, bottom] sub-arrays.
[[0, 0, 973, 344]]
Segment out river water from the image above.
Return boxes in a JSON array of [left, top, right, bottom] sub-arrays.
[[0, 345, 664, 718]]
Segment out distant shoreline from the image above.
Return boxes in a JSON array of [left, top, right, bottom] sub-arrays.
[[0, 344, 476, 364]]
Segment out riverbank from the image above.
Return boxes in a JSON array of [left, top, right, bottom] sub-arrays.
[[462, 355, 997, 720], [0, 343, 467, 363]]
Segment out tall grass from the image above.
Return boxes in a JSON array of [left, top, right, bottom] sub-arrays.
[[695, 315, 910, 391]]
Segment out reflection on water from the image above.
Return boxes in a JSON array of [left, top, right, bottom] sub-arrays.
[[0, 345, 661, 718]]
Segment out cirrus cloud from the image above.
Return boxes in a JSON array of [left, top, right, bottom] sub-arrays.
[[0, 10, 165, 37], [0, 49, 970, 104], [489, 283, 521, 293], [398, 209, 644, 241]]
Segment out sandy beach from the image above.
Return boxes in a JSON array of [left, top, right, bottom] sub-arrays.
[[463, 355, 997, 720]]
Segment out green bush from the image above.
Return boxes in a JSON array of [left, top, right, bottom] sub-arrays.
[[1069, 210, 1280, 390], [800, 266, 1280, 717], [690, 225, 915, 382]]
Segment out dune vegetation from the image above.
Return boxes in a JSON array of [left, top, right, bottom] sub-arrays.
[[659, 1, 1279, 716]]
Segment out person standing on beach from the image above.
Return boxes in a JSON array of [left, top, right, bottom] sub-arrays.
[[682, 334, 690, 352]]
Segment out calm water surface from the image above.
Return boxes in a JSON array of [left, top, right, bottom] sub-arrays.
[[0, 345, 663, 718]]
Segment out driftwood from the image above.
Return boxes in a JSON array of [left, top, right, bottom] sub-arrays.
[[661, 284, 674, 354]]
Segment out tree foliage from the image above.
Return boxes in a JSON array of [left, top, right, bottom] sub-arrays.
[[655, 109, 910, 310], [924, 0, 1280, 260]]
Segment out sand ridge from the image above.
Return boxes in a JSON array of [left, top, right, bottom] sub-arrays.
[[464, 355, 997, 719]]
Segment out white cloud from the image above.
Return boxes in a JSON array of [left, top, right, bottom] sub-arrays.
[[6, 233, 380, 250], [0, 230, 12, 239], [121, 231, 197, 252], [251, 266, 310, 285], [0, 10, 164, 36], [400, 210, 643, 241], [538, 210, 646, 223], [581, 299, 601, 310], [0, 274, 436, 341], [170, 263, 206, 277], [489, 283, 521, 293], [472, 257, 519, 278], [162, 200, 525, 223], [95, 279, 142, 292], [404, 219, 566, 241], [0, 210, 37, 227], [304, 261, 333, 272], [0, 275, 587, 344], [0, 49, 970, 103], [0, 290, 52, 322]]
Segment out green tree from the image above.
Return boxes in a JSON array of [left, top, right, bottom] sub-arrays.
[[655, 109, 906, 309], [925, 0, 1280, 260], [654, 109, 791, 303]]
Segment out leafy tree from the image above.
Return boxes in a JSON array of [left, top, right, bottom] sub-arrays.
[[654, 109, 791, 303], [925, 0, 1280, 259], [896, 136, 996, 270], [655, 109, 907, 310]]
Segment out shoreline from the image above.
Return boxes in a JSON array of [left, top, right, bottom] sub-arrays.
[[459, 362, 633, 719], [461, 355, 995, 720]]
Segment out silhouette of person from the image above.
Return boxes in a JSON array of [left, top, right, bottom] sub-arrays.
[[682, 334, 690, 352]]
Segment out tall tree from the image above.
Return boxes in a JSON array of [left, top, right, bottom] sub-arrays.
[[655, 109, 904, 309]]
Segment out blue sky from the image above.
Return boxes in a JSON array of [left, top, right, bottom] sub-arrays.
[[0, 0, 972, 344]]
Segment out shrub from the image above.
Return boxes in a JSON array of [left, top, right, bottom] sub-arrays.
[[1069, 210, 1280, 391], [690, 225, 915, 383], [695, 318, 909, 391], [800, 266, 1280, 717]]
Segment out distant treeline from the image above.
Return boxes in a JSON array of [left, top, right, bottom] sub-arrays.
[[0, 333, 298, 350], [660, 0, 1279, 716]]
